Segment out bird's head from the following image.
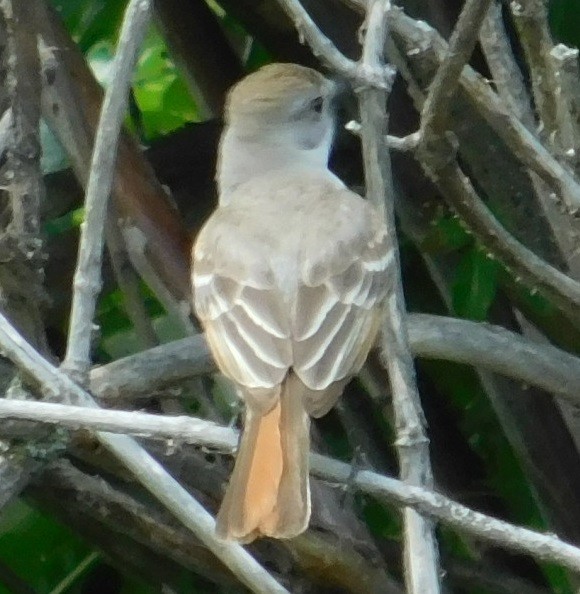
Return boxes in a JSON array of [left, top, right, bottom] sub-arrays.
[[225, 63, 337, 155]]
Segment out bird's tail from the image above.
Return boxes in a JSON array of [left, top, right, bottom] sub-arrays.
[[215, 375, 311, 542]]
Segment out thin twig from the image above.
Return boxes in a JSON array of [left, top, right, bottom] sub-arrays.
[[420, 0, 493, 140], [4, 398, 580, 574], [359, 2, 440, 592], [478, 1, 534, 128], [0, 310, 290, 594], [62, 0, 154, 378], [389, 9, 580, 214], [275, 0, 395, 89]]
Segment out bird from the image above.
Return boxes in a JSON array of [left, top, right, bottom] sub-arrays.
[[191, 63, 392, 543]]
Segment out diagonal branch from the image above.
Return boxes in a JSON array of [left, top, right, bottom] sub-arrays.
[[0, 310, 290, 594], [419, 0, 493, 140], [275, 0, 395, 88], [388, 9, 580, 214], [62, 0, 154, 377]]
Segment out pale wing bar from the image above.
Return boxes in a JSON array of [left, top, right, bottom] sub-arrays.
[[193, 264, 292, 390]]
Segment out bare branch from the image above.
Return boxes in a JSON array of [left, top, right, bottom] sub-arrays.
[[479, 2, 534, 128], [509, 0, 559, 147], [312, 455, 580, 575], [389, 10, 580, 215], [63, 0, 154, 377], [422, 154, 580, 324], [105, 206, 158, 349], [89, 314, 580, 405], [550, 44, 580, 169], [408, 315, 580, 401], [0, 317, 288, 593], [275, 0, 395, 88], [358, 2, 440, 591], [38, 3, 193, 305], [4, 397, 580, 574], [0, 0, 44, 252], [90, 333, 213, 401], [420, 0, 493, 139], [0, 399, 236, 451]]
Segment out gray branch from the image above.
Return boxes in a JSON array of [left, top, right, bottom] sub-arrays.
[[389, 9, 580, 214], [420, 0, 493, 140], [0, 310, 290, 594], [311, 455, 580, 575], [275, 0, 395, 88], [62, 0, 154, 377], [359, 2, 440, 591], [3, 398, 580, 575], [88, 314, 580, 406]]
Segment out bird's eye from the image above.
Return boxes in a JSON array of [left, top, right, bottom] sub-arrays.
[[310, 96, 324, 113]]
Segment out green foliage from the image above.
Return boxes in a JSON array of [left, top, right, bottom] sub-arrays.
[[549, 0, 580, 47], [52, 0, 127, 52], [452, 247, 499, 321], [0, 500, 93, 594], [132, 28, 201, 139]]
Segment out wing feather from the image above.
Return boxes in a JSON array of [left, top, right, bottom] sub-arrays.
[[192, 175, 392, 408], [293, 195, 393, 398], [193, 211, 292, 391]]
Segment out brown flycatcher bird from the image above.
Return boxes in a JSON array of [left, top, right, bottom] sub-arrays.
[[192, 63, 392, 542]]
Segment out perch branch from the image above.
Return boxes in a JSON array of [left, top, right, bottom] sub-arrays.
[[4, 397, 580, 574], [0, 310, 290, 594], [88, 314, 580, 405]]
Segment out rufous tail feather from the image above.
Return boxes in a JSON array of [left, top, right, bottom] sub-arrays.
[[215, 375, 311, 542]]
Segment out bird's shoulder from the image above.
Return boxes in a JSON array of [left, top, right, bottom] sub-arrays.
[[193, 168, 389, 286]]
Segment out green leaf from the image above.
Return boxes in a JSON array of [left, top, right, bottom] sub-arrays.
[[132, 29, 200, 139], [51, 0, 128, 52], [549, 0, 580, 48], [44, 207, 84, 236], [420, 215, 472, 254], [452, 247, 499, 321], [0, 500, 94, 594]]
